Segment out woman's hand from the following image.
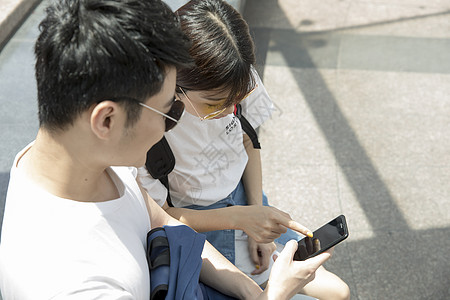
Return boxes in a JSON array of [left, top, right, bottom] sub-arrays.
[[233, 205, 312, 243], [248, 238, 277, 275]]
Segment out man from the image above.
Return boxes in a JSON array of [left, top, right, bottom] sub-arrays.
[[0, 0, 331, 299]]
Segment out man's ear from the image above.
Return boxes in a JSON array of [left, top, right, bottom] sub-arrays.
[[90, 101, 121, 139]]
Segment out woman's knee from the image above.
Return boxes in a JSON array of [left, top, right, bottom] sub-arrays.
[[335, 280, 350, 300], [323, 270, 350, 300], [299, 266, 350, 300]]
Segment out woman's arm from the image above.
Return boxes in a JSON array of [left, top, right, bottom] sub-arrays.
[[164, 201, 311, 243], [241, 133, 276, 274], [164, 202, 244, 231], [242, 133, 263, 205]]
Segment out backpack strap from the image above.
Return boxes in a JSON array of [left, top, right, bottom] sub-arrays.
[[146, 227, 171, 300], [145, 136, 175, 207], [158, 175, 173, 207], [234, 103, 261, 149]]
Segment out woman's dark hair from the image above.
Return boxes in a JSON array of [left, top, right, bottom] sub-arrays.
[[176, 0, 256, 108], [35, 0, 192, 131]]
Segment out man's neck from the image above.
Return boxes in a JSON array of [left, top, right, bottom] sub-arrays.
[[19, 129, 119, 202]]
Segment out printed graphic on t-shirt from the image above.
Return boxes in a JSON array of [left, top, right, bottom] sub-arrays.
[[225, 116, 239, 135]]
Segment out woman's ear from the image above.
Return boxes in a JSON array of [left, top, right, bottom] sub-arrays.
[[90, 101, 121, 140]]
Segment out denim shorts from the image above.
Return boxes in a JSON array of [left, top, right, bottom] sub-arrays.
[[182, 180, 300, 264]]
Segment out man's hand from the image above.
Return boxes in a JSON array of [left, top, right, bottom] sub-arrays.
[[248, 238, 277, 275], [263, 240, 333, 300], [234, 206, 313, 243]]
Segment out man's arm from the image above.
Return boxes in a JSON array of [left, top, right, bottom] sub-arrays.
[[200, 240, 263, 299], [142, 187, 332, 300], [141, 187, 263, 299]]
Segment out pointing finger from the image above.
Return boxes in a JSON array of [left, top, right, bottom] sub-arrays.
[[282, 220, 313, 238]]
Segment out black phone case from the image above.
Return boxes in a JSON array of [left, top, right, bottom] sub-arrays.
[[293, 215, 349, 261]]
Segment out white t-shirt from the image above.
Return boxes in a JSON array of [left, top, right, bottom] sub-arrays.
[[139, 71, 274, 207], [0, 146, 151, 299]]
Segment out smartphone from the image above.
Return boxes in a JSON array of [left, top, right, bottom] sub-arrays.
[[293, 215, 349, 261]]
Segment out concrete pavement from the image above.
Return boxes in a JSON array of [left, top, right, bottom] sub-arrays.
[[1, 0, 449, 299], [0, 0, 41, 50], [244, 0, 450, 299]]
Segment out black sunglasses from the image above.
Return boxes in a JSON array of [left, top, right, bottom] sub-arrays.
[[109, 96, 184, 132], [139, 98, 185, 131]]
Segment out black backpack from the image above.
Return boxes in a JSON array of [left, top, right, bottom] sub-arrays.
[[145, 104, 260, 207]]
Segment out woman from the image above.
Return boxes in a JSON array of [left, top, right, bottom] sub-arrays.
[[140, 1, 350, 299]]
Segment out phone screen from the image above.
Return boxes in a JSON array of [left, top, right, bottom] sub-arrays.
[[293, 215, 348, 261]]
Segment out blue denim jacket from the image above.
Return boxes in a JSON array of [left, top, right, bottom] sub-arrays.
[[182, 181, 300, 264]]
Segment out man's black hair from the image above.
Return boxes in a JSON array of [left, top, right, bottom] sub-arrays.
[[35, 0, 192, 131]]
